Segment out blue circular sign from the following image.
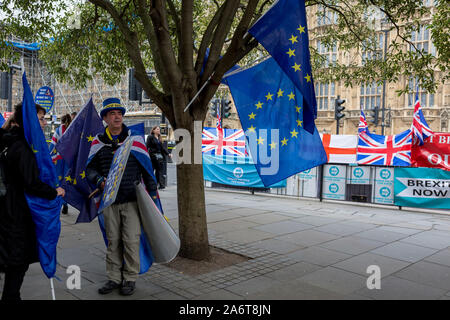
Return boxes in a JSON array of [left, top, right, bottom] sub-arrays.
[[329, 183, 339, 193], [353, 168, 364, 178], [379, 187, 391, 198], [380, 169, 391, 180], [329, 166, 339, 176], [35, 86, 54, 113]]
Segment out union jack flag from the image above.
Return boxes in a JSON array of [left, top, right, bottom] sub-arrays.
[[358, 109, 368, 133], [357, 129, 412, 166], [202, 127, 246, 157], [412, 92, 433, 145]]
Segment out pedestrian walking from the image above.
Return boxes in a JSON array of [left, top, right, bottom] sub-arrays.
[[0, 103, 65, 301], [146, 126, 171, 190], [86, 98, 158, 296]]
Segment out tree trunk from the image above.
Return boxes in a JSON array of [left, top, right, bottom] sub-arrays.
[[176, 161, 210, 261], [175, 97, 210, 261]]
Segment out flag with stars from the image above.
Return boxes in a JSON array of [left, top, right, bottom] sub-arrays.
[[22, 72, 62, 278], [225, 57, 327, 187], [56, 97, 104, 223], [249, 0, 316, 134]]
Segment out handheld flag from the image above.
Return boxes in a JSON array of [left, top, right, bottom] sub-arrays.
[[248, 0, 316, 133], [358, 109, 369, 134], [412, 91, 433, 145], [226, 57, 327, 187], [56, 98, 104, 223], [22, 72, 62, 278]]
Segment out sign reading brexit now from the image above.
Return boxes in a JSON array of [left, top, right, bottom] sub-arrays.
[[394, 167, 450, 210]]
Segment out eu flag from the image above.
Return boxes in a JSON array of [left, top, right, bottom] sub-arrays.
[[22, 72, 62, 278], [56, 98, 104, 223], [225, 58, 327, 187], [249, 0, 316, 133]]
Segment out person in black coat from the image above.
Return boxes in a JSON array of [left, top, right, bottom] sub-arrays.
[[0, 103, 65, 301], [146, 126, 171, 189]]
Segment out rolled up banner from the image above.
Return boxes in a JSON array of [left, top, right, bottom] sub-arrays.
[[135, 182, 180, 263]]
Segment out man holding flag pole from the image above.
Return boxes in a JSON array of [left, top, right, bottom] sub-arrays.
[[85, 98, 159, 296], [0, 73, 65, 300]]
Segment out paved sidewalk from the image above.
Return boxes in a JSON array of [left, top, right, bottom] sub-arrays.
[[2, 185, 450, 300]]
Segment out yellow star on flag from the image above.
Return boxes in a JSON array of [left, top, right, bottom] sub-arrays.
[[297, 24, 306, 34], [292, 63, 301, 72], [65, 176, 73, 183], [79, 171, 86, 179], [255, 101, 263, 109], [73, 178, 77, 185], [288, 92, 295, 100], [295, 106, 302, 113], [286, 48, 295, 57], [248, 125, 256, 133], [290, 129, 299, 138], [296, 119, 303, 127], [257, 137, 265, 145], [304, 74, 311, 82], [269, 142, 277, 150], [289, 34, 298, 44], [31, 145, 38, 153], [249, 112, 256, 120], [265, 92, 273, 101], [277, 89, 284, 97], [281, 137, 289, 146], [87, 135, 94, 142]]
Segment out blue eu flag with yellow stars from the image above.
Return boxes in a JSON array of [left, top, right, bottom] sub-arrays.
[[225, 58, 327, 187], [22, 72, 62, 278], [56, 97, 104, 223], [249, 0, 316, 133]]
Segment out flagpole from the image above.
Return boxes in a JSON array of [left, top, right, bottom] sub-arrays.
[[50, 278, 56, 300], [183, 74, 213, 113]]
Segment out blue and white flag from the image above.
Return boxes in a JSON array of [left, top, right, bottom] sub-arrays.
[[226, 58, 327, 187], [249, 0, 316, 133], [56, 98, 104, 223], [22, 72, 62, 278]]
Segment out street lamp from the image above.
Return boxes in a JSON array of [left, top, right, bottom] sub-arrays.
[[380, 19, 391, 135]]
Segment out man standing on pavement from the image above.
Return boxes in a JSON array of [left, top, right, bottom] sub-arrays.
[[86, 98, 158, 296]]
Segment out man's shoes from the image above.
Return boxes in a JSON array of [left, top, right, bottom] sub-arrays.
[[98, 280, 121, 294], [61, 205, 68, 215], [120, 281, 136, 296]]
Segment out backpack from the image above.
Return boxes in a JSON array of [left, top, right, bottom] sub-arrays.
[[0, 147, 8, 197]]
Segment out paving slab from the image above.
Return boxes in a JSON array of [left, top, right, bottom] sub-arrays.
[[318, 236, 386, 255], [393, 261, 450, 291], [252, 220, 314, 235], [355, 276, 447, 300], [287, 246, 351, 266], [332, 252, 411, 277], [296, 267, 367, 295], [424, 248, 450, 267], [371, 242, 438, 263], [275, 229, 341, 247]]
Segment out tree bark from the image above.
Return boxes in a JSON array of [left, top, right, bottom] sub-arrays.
[[176, 118, 210, 260]]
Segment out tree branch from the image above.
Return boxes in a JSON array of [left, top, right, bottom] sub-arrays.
[[194, 2, 226, 76], [149, 0, 182, 88], [88, 0, 170, 116], [135, 0, 171, 93], [201, 0, 241, 84]]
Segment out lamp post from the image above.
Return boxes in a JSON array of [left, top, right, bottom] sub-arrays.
[[380, 19, 391, 135]]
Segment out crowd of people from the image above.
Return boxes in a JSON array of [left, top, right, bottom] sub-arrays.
[[0, 97, 169, 300]]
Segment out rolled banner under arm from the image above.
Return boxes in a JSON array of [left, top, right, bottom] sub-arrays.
[[135, 181, 180, 263]]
